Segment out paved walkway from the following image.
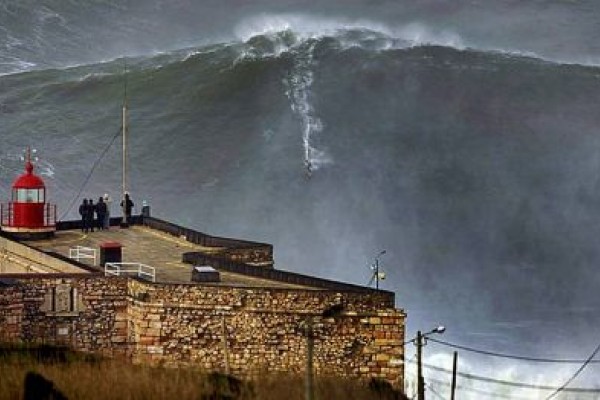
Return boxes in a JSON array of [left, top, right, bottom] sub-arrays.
[[23, 225, 314, 289]]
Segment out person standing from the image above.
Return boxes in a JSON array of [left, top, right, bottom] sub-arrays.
[[120, 193, 134, 225], [87, 199, 95, 232], [79, 199, 89, 233], [103, 193, 112, 230], [96, 197, 107, 231]]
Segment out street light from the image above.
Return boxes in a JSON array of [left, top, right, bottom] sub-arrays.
[[405, 326, 445, 400], [427, 326, 445, 335], [367, 250, 387, 290]]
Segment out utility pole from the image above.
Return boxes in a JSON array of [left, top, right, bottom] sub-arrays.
[[417, 330, 425, 400], [450, 351, 458, 400], [305, 317, 315, 400], [221, 316, 230, 375]]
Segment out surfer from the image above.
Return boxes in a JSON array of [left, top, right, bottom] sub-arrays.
[[304, 158, 312, 179]]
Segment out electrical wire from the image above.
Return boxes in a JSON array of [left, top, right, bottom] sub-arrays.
[[58, 128, 122, 221], [545, 340, 600, 400], [428, 337, 600, 364], [409, 372, 536, 400], [409, 371, 557, 400], [425, 382, 446, 400], [405, 359, 600, 393], [426, 377, 533, 400]]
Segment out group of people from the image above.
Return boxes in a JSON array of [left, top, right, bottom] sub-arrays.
[[78, 193, 134, 233], [79, 195, 110, 233]]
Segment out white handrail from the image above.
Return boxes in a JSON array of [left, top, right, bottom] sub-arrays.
[[104, 262, 155, 282], [69, 246, 97, 264]]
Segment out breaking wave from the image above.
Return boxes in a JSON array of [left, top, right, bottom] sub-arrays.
[[2, 20, 600, 392]]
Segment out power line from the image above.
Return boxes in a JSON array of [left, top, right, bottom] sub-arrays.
[[428, 337, 600, 364], [426, 377, 533, 400], [545, 340, 600, 400], [406, 359, 600, 393], [425, 382, 445, 400], [410, 373, 537, 400], [59, 128, 122, 221]]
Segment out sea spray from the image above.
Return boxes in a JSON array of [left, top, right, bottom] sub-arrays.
[[283, 40, 332, 173]]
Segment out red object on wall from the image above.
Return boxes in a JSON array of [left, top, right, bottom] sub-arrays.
[[1, 149, 56, 238]]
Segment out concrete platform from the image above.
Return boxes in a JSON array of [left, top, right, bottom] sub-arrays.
[[21, 225, 316, 289]]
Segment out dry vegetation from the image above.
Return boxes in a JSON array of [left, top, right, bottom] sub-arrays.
[[0, 345, 406, 400]]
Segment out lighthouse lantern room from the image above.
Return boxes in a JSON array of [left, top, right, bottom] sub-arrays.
[[1, 148, 56, 239]]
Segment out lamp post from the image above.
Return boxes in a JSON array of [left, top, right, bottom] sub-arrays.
[[368, 250, 387, 290], [413, 326, 446, 400]]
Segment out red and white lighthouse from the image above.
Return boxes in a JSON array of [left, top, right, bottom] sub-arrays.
[[1, 149, 56, 238]]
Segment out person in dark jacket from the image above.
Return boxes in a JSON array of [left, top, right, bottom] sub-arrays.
[[79, 199, 89, 233], [96, 197, 107, 230], [87, 199, 95, 232], [120, 193, 134, 225]]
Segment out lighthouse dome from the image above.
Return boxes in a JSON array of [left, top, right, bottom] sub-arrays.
[[12, 161, 45, 189]]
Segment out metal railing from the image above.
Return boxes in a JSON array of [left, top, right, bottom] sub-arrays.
[[182, 251, 396, 302], [69, 246, 97, 265], [104, 262, 156, 282]]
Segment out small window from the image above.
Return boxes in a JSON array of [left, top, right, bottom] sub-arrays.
[[16, 188, 44, 203]]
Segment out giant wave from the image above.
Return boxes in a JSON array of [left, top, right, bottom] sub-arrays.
[[2, 23, 600, 395]]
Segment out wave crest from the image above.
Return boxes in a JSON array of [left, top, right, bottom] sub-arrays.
[[234, 13, 465, 52]]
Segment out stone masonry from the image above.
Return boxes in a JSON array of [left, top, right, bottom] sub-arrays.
[[0, 275, 405, 387]]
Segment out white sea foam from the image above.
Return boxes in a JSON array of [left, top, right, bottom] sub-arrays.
[[233, 13, 600, 70], [283, 41, 332, 173], [234, 13, 392, 43], [37, 160, 55, 178], [5, 34, 24, 49], [0, 58, 38, 76], [35, 6, 67, 26], [77, 72, 113, 82], [234, 13, 465, 52]]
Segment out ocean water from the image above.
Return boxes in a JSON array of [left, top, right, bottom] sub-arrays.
[[1, 2, 600, 397]]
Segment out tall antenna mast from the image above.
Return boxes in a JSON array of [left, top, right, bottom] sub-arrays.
[[122, 58, 128, 224]]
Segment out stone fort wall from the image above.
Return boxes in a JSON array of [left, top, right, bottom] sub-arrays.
[[0, 275, 405, 387]]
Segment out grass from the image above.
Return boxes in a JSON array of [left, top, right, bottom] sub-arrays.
[[0, 344, 407, 400]]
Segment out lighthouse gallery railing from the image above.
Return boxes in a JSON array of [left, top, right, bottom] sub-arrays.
[[0, 203, 56, 228]]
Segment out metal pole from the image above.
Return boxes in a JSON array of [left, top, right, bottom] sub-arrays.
[[450, 351, 457, 400], [375, 258, 379, 290], [221, 316, 230, 375], [121, 62, 128, 226], [417, 331, 424, 400], [122, 102, 127, 222], [305, 317, 314, 400]]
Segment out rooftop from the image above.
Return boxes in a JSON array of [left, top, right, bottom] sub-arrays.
[[20, 224, 316, 290], [0, 215, 394, 303]]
